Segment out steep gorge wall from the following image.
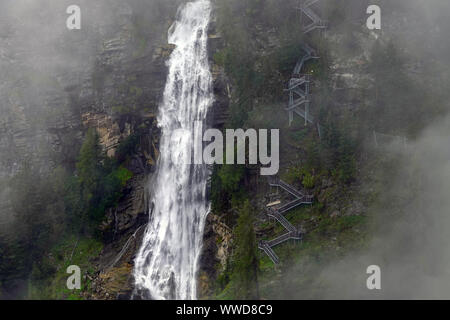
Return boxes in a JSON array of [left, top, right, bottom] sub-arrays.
[[195, 0, 448, 299], [0, 0, 183, 298]]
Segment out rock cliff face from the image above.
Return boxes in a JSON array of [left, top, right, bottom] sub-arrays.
[[0, 0, 184, 298], [196, 12, 234, 299], [198, 213, 233, 298], [81, 1, 386, 299], [71, 3, 180, 299], [194, 2, 385, 298], [0, 1, 281, 299], [85, 2, 233, 299]]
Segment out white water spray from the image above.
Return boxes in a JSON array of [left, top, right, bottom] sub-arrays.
[[133, 0, 213, 300]]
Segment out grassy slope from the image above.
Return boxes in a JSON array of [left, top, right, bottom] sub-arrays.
[[28, 236, 103, 300]]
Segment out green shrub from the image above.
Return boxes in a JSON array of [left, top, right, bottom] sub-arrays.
[[302, 172, 315, 189], [115, 166, 133, 187]]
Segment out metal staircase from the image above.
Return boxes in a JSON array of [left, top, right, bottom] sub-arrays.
[[286, 0, 327, 127], [258, 241, 280, 264], [259, 177, 313, 264]]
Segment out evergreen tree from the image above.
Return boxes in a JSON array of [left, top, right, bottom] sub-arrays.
[[231, 200, 259, 300], [76, 128, 109, 226], [10, 162, 51, 261], [76, 128, 104, 201]]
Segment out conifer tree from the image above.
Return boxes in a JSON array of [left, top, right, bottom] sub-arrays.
[[76, 128, 104, 200], [232, 200, 259, 299]]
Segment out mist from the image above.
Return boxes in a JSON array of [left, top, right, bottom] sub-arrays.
[[273, 0, 450, 299], [0, 0, 178, 229], [1, 0, 450, 301], [284, 113, 450, 299], [0, 0, 180, 299]]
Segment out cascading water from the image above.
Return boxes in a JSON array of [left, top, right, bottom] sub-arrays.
[[133, 0, 213, 300]]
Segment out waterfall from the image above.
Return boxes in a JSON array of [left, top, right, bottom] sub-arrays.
[[133, 0, 213, 300]]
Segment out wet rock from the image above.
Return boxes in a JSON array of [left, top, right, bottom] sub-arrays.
[[197, 213, 233, 299]]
